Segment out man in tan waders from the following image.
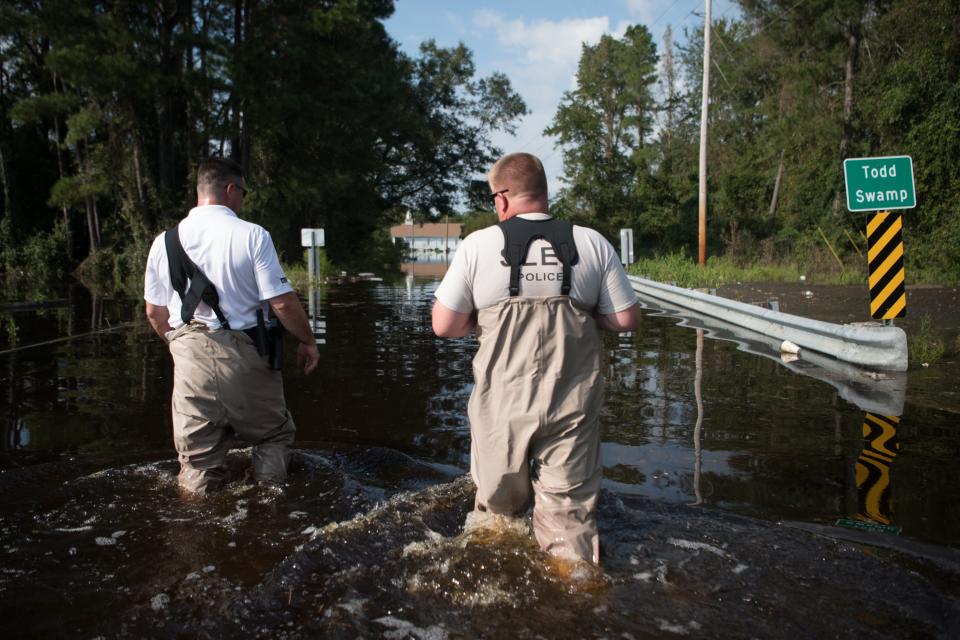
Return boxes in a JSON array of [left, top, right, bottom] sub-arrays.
[[144, 157, 319, 494], [432, 153, 640, 564]]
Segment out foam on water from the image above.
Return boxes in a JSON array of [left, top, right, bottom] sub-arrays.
[[3, 445, 958, 639], [373, 616, 449, 640], [462, 509, 532, 537], [667, 538, 728, 557]]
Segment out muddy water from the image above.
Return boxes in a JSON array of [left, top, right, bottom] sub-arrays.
[[1, 280, 959, 637]]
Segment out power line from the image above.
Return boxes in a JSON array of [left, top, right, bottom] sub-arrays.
[[753, 0, 807, 37], [647, 0, 689, 30], [715, 0, 741, 23], [713, 58, 732, 91], [681, 1, 704, 26]]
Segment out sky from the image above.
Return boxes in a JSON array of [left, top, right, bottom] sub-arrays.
[[384, 0, 741, 198]]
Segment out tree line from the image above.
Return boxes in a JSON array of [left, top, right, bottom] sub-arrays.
[[0, 0, 525, 293], [2, 0, 959, 295], [546, 0, 960, 282]]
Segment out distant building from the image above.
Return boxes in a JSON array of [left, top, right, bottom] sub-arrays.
[[389, 218, 463, 253]]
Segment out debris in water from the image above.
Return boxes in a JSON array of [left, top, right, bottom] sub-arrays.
[[150, 593, 170, 611], [374, 615, 449, 640], [668, 538, 728, 557], [95, 537, 117, 546], [779, 340, 801, 355], [655, 617, 690, 635]]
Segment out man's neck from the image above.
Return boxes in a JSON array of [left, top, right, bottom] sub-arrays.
[[197, 197, 228, 207], [500, 210, 549, 221], [498, 196, 550, 221]]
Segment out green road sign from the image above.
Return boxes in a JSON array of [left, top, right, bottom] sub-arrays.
[[843, 155, 916, 212]]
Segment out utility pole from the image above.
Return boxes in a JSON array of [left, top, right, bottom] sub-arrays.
[[698, 0, 712, 266]]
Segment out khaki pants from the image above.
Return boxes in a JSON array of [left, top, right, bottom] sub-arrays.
[[167, 323, 295, 494], [468, 296, 604, 563]]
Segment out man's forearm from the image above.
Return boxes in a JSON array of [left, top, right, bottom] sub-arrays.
[[269, 292, 315, 345], [595, 303, 641, 332], [145, 302, 172, 338], [432, 301, 476, 337]]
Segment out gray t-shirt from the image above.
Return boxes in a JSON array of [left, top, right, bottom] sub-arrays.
[[435, 213, 637, 314]]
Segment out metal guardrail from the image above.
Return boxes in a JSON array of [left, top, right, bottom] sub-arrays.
[[628, 276, 908, 373], [637, 293, 907, 415]]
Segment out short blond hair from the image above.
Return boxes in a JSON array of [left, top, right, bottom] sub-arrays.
[[488, 153, 548, 200]]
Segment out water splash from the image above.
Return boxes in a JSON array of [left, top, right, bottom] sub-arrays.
[[2, 446, 958, 639]]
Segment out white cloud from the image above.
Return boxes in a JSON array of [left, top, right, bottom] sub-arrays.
[[471, 11, 620, 193], [473, 11, 609, 66], [624, 0, 663, 24], [441, 10, 467, 35]]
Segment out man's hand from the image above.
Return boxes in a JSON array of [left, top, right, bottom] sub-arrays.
[[297, 341, 320, 375], [268, 292, 320, 375], [145, 302, 172, 338]]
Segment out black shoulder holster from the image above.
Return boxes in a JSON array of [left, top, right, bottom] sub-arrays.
[[498, 217, 579, 296], [164, 225, 284, 369], [164, 225, 231, 329]]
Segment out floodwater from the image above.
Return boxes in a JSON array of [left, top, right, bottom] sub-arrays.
[[1, 276, 959, 638]]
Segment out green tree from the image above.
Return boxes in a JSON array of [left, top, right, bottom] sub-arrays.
[[546, 25, 659, 241], [857, 0, 960, 279], [0, 0, 526, 290]]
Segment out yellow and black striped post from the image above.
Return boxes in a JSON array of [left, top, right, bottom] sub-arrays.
[[855, 413, 900, 526], [866, 211, 906, 320]]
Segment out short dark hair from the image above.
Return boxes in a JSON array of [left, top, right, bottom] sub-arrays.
[[197, 157, 243, 195]]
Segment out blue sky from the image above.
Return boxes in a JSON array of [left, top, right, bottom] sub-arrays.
[[384, 0, 740, 196]]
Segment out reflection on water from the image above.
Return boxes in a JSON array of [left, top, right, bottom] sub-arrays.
[[401, 248, 454, 279], [1, 281, 959, 637], [2, 281, 959, 538], [853, 413, 901, 529]]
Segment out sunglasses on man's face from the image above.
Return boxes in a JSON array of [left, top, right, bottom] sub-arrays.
[[229, 183, 248, 197], [490, 188, 508, 206]]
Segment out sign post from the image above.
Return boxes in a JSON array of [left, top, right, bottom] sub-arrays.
[[301, 228, 326, 343], [843, 156, 916, 321], [619, 228, 635, 266], [301, 228, 325, 287]]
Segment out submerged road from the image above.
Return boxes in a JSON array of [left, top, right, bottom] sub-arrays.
[[1, 279, 958, 636]]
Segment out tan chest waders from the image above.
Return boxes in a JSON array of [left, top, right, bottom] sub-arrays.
[[467, 218, 604, 563]]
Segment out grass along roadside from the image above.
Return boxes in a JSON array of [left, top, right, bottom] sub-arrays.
[[626, 252, 865, 289], [908, 315, 948, 367], [626, 250, 958, 289]]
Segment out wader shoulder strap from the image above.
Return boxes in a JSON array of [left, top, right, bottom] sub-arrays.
[[164, 225, 231, 329], [498, 217, 579, 296]]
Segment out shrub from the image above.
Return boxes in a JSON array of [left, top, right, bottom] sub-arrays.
[[908, 315, 945, 367]]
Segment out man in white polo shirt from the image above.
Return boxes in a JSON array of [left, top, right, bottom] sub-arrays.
[[432, 153, 640, 565], [144, 157, 319, 494]]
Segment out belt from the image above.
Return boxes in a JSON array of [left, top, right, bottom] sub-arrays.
[[185, 321, 255, 336]]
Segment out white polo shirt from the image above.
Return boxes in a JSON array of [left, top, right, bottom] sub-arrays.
[[435, 213, 637, 314], [143, 205, 293, 331]]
